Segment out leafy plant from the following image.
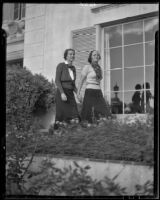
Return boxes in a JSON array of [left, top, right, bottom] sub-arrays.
[[44, 116, 154, 164], [6, 121, 39, 195], [6, 64, 56, 194], [134, 181, 153, 195], [7, 158, 153, 196], [6, 65, 56, 130]]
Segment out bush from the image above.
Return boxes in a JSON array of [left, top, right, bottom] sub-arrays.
[[6, 158, 153, 196], [6, 65, 56, 132], [37, 117, 154, 164], [6, 64, 56, 195]]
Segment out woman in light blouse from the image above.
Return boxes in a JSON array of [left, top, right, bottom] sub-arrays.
[[77, 50, 110, 123], [54, 48, 80, 130]]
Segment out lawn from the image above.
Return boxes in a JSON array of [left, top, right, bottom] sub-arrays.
[[22, 118, 154, 165], [6, 117, 154, 195]]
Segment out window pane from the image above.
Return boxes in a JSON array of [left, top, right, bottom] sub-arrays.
[[145, 42, 155, 66], [104, 25, 122, 48], [111, 92, 123, 114], [14, 8, 19, 20], [145, 17, 159, 42], [110, 47, 122, 69], [104, 70, 111, 95], [124, 44, 143, 67], [111, 69, 122, 92], [14, 3, 19, 20], [124, 21, 143, 45], [145, 66, 154, 90], [124, 67, 144, 91], [21, 4, 25, 18]]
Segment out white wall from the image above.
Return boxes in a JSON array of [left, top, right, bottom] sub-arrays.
[[24, 4, 158, 82], [26, 155, 153, 195]]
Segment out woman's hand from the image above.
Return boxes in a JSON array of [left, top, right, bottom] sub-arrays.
[[77, 93, 82, 103], [61, 93, 67, 101]]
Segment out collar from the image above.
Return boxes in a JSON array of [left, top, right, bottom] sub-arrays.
[[65, 61, 73, 66]]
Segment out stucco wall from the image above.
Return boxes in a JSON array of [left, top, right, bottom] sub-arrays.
[[24, 4, 46, 74], [24, 4, 158, 82]]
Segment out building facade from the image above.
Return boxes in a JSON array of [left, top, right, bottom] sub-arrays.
[[3, 3, 159, 115]]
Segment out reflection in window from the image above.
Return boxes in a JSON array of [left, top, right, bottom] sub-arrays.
[[149, 90, 154, 110], [124, 67, 144, 91], [124, 90, 143, 114], [124, 44, 143, 67], [110, 47, 122, 69], [14, 3, 25, 20], [14, 3, 19, 20], [145, 18, 159, 42], [145, 66, 154, 90], [111, 70, 122, 92], [124, 21, 143, 45], [145, 42, 154, 65], [21, 3, 25, 18], [104, 25, 122, 48], [103, 16, 158, 114], [141, 89, 154, 114], [111, 91, 123, 114]]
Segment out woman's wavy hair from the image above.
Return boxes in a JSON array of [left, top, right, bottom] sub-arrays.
[[88, 50, 101, 64], [64, 49, 75, 60]]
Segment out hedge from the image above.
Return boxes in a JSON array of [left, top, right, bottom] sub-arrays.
[[6, 65, 56, 132]]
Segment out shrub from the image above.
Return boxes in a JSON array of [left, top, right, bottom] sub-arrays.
[[6, 65, 56, 132], [6, 65, 56, 194], [6, 158, 153, 196], [6, 123, 39, 195], [38, 116, 154, 164]]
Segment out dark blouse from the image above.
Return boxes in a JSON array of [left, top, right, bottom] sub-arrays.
[[55, 62, 77, 94]]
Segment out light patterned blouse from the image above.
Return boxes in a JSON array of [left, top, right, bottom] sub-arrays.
[[81, 65, 101, 90]]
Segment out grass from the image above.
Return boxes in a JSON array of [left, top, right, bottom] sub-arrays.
[[28, 119, 154, 165]]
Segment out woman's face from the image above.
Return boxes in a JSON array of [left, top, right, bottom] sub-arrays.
[[91, 51, 100, 63], [66, 50, 75, 63]]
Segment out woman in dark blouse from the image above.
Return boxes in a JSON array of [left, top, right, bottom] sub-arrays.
[[131, 84, 142, 113], [54, 48, 80, 130]]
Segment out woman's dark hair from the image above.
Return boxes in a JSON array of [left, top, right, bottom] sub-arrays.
[[87, 50, 102, 80], [142, 82, 150, 89], [135, 84, 141, 90], [64, 49, 75, 60], [88, 50, 101, 64]]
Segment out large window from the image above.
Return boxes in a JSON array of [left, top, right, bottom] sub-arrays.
[[14, 3, 25, 20], [104, 16, 158, 114]]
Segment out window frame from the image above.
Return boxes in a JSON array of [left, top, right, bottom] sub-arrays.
[[13, 3, 25, 21], [102, 15, 158, 114]]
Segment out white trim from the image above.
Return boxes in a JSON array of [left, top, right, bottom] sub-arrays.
[[122, 24, 124, 116], [91, 4, 127, 13], [143, 20, 146, 113], [101, 26, 105, 95]]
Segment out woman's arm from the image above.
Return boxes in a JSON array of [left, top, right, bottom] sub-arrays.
[[55, 63, 64, 94], [77, 74, 86, 95], [77, 65, 88, 94], [55, 63, 67, 101], [72, 66, 77, 93]]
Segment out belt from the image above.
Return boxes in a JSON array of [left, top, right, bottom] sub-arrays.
[[86, 82, 100, 85]]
